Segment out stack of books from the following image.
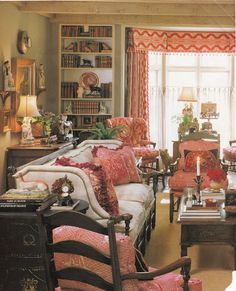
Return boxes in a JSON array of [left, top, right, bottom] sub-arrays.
[[180, 205, 222, 220], [0, 189, 57, 212], [201, 188, 225, 202]]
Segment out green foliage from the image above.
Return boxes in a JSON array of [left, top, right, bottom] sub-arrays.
[[181, 114, 192, 126], [89, 122, 126, 140]]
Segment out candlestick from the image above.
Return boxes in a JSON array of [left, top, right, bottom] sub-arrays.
[[197, 156, 200, 176], [194, 175, 203, 204]]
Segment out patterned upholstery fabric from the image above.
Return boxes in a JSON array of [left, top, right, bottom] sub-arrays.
[[105, 117, 159, 161], [94, 154, 131, 185], [169, 140, 228, 192], [54, 157, 119, 216], [223, 146, 236, 162], [184, 150, 219, 172], [92, 145, 141, 183], [169, 170, 228, 191], [54, 226, 202, 291], [53, 226, 137, 291], [178, 140, 219, 170]]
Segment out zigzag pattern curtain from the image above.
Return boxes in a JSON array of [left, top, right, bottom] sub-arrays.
[[126, 27, 235, 126]]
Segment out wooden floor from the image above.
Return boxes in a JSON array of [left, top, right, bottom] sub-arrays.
[[144, 171, 236, 291]]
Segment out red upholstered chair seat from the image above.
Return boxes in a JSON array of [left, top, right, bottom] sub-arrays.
[[169, 170, 228, 191], [133, 146, 159, 159]]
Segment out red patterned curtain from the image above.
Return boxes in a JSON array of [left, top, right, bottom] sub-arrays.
[[126, 27, 235, 127]]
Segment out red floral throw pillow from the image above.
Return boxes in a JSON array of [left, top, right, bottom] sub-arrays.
[[92, 145, 141, 183], [94, 154, 131, 185], [54, 157, 119, 216], [184, 149, 219, 172]]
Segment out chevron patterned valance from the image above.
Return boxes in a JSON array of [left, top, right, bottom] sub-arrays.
[[127, 28, 235, 54]]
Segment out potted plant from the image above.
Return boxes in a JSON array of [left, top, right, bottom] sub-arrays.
[[89, 122, 126, 140]]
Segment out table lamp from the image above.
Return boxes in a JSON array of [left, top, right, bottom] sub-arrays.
[[16, 95, 41, 144], [178, 87, 197, 103]]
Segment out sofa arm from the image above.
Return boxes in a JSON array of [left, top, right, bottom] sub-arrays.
[[13, 165, 111, 220], [110, 213, 133, 236]]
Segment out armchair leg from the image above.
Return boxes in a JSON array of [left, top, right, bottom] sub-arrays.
[[169, 192, 174, 223]]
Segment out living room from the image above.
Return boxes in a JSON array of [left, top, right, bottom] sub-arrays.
[[0, 1, 235, 290]]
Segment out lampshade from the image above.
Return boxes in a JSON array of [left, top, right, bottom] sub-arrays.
[[178, 87, 197, 102], [16, 95, 41, 117]]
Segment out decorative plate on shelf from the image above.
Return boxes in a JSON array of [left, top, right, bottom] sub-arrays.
[[80, 72, 99, 89]]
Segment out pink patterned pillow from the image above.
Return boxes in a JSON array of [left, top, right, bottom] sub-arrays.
[[53, 225, 138, 291], [184, 150, 219, 172], [95, 154, 131, 185], [54, 157, 119, 216], [92, 145, 141, 183]]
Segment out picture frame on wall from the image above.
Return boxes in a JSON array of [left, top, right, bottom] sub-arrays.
[[11, 58, 36, 132]]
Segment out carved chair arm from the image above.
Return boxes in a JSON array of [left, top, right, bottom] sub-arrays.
[[137, 166, 159, 194], [140, 140, 156, 148], [122, 256, 191, 291], [169, 158, 180, 176], [110, 213, 133, 236], [220, 159, 229, 174]]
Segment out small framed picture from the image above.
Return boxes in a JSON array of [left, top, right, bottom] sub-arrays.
[[82, 116, 92, 127]]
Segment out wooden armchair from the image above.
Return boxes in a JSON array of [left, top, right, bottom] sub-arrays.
[[168, 139, 228, 223], [37, 210, 202, 291], [105, 117, 160, 170]]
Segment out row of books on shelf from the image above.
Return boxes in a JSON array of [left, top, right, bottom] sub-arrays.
[[62, 25, 112, 38], [63, 40, 111, 53], [61, 54, 112, 68], [61, 82, 79, 99], [0, 189, 57, 212], [95, 56, 112, 68], [61, 82, 112, 99], [61, 55, 81, 68], [70, 100, 100, 114]]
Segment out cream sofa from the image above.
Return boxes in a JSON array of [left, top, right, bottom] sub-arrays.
[[13, 140, 156, 253]]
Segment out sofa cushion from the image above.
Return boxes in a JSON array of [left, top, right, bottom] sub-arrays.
[[95, 154, 131, 185], [184, 149, 219, 172], [114, 183, 154, 209], [53, 225, 138, 291], [54, 157, 119, 216], [92, 145, 141, 183]]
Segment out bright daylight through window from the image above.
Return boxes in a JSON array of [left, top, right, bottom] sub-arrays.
[[149, 53, 235, 155]]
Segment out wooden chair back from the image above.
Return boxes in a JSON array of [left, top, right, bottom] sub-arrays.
[[37, 210, 123, 291]]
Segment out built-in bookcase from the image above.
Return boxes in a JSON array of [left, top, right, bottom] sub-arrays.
[[59, 24, 114, 132]]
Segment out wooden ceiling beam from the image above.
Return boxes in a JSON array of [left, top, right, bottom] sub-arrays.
[[50, 14, 235, 28], [18, 2, 234, 17], [15, 0, 236, 3]]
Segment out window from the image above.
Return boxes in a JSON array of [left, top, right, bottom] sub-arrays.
[[149, 53, 235, 155]]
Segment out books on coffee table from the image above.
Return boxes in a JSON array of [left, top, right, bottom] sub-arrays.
[[0, 189, 57, 211], [180, 204, 222, 220], [201, 188, 225, 201]]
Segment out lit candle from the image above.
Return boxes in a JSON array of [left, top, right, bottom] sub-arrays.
[[197, 156, 200, 176]]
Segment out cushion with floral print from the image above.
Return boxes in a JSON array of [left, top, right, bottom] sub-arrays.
[[184, 149, 219, 172], [92, 145, 141, 183], [54, 157, 119, 216]]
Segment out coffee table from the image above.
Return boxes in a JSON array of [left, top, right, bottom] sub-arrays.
[[177, 195, 236, 269]]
